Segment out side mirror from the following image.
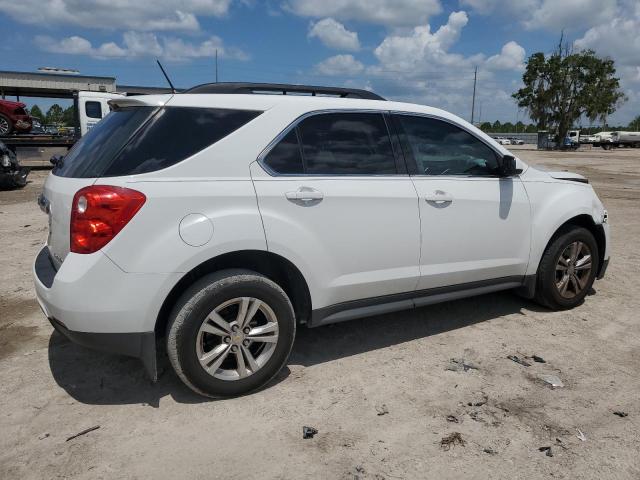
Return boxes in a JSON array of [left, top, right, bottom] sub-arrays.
[[50, 154, 64, 167], [498, 155, 517, 177]]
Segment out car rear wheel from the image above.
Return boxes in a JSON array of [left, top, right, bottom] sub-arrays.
[[535, 226, 599, 310], [0, 115, 12, 135], [166, 269, 296, 398]]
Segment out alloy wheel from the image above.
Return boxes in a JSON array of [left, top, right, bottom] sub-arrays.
[[555, 241, 592, 299], [195, 297, 279, 381], [0, 117, 9, 135]]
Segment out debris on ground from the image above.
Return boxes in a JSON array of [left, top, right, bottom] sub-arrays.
[[440, 432, 466, 451], [66, 425, 100, 442], [538, 446, 553, 457], [507, 355, 531, 367], [38, 433, 50, 440], [576, 429, 587, 442], [446, 415, 459, 423], [555, 438, 568, 450], [302, 426, 318, 439], [483, 447, 497, 455], [467, 393, 488, 407], [375, 404, 389, 416], [446, 358, 479, 372], [613, 411, 628, 418], [531, 355, 546, 363], [539, 374, 564, 388]]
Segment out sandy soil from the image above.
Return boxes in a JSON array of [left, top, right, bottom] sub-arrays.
[[1, 147, 639, 479]]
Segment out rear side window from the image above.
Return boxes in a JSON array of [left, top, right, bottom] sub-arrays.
[[85, 101, 102, 119], [263, 129, 304, 174], [54, 107, 262, 178], [298, 113, 396, 175]]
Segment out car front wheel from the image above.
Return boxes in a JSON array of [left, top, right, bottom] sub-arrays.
[[0, 115, 12, 135], [535, 226, 599, 310], [167, 269, 296, 398]]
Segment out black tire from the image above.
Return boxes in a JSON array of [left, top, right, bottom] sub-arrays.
[[534, 226, 599, 310], [166, 269, 296, 398], [0, 114, 12, 136]]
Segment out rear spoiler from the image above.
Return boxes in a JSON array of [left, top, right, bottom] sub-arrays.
[[107, 96, 170, 110]]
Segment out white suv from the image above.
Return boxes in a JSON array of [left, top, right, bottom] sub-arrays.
[[34, 83, 610, 398]]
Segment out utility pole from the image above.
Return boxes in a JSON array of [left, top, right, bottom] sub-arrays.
[[215, 49, 219, 83], [471, 66, 477, 125]]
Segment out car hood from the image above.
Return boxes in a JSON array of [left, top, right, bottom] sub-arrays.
[[521, 165, 588, 183], [0, 99, 27, 108]]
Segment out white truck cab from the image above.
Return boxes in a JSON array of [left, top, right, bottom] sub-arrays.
[[77, 91, 125, 136]]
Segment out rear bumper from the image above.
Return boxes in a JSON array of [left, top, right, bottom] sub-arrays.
[[49, 317, 158, 381], [33, 246, 179, 380]]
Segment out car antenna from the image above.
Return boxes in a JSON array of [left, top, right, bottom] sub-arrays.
[[156, 59, 176, 93]]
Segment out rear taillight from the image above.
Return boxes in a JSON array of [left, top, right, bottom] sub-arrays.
[[70, 185, 146, 254]]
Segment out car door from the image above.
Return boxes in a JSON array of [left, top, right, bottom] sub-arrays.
[[251, 111, 421, 311], [391, 113, 531, 291]]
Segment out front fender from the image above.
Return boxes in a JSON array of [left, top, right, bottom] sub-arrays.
[[523, 180, 605, 276]]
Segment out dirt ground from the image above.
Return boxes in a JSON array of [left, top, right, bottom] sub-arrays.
[[1, 146, 639, 479]]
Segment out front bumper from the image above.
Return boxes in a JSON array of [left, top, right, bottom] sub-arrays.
[[33, 246, 178, 381]]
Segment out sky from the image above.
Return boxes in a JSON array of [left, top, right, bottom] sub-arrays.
[[1, 0, 638, 125]]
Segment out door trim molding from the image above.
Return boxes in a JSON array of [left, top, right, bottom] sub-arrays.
[[308, 276, 524, 327]]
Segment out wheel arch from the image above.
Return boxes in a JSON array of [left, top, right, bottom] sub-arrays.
[[154, 250, 312, 339], [539, 214, 606, 276]]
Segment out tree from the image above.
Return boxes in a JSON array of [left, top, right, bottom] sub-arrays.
[[30, 105, 44, 121], [492, 120, 502, 132], [513, 39, 626, 145], [630, 115, 640, 132], [62, 106, 75, 126], [45, 104, 64, 125]]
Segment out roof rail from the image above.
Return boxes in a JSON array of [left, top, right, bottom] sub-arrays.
[[184, 82, 385, 100]]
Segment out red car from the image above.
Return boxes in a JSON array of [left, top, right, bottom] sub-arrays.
[[0, 99, 33, 135]]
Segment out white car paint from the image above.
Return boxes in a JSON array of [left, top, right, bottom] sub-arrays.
[[34, 92, 609, 338]]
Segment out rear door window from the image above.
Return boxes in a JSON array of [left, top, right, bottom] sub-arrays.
[[298, 112, 397, 175], [54, 107, 262, 178], [263, 129, 304, 174]]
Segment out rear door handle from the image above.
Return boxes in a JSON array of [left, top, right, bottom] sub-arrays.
[[285, 187, 324, 203], [425, 191, 453, 204]]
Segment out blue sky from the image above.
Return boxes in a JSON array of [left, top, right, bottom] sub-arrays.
[[1, 0, 638, 125]]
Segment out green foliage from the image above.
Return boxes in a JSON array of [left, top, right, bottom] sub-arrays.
[[61, 106, 75, 126], [629, 115, 640, 131], [29, 105, 44, 121], [513, 41, 626, 145], [45, 104, 64, 125]]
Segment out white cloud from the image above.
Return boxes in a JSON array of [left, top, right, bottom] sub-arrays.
[[315, 54, 365, 75], [284, 0, 442, 27], [0, 0, 232, 31], [34, 32, 249, 62], [311, 11, 530, 122], [372, 11, 470, 71], [485, 41, 525, 71], [461, 0, 618, 31], [308, 18, 360, 51]]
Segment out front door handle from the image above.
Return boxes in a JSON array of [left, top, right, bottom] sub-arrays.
[[285, 187, 324, 204], [425, 190, 453, 204]]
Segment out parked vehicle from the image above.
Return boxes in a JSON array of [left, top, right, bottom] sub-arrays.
[[493, 136, 511, 145], [0, 140, 29, 189], [509, 138, 524, 145], [43, 125, 59, 135], [33, 83, 611, 398], [609, 131, 640, 148], [30, 119, 45, 135], [0, 99, 32, 135]]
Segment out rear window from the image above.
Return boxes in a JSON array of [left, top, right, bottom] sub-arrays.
[[54, 107, 262, 178]]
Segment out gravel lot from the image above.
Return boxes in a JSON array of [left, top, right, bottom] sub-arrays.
[[1, 146, 639, 479]]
